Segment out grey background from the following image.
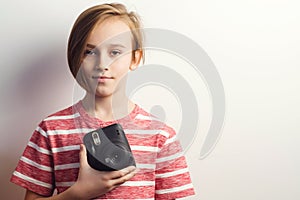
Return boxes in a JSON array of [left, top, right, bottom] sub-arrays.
[[1, 0, 300, 199]]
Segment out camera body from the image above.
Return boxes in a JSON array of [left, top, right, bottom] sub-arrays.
[[83, 123, 136, 171]]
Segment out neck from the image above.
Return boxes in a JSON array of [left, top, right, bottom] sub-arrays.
[[81, 91, 135, 122]]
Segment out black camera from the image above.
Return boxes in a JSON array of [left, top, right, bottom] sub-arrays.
[[83, 123, 136, 171]]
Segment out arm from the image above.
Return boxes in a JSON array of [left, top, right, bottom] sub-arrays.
[[154, 127, 195, 200], [24, 144, 136, 200]]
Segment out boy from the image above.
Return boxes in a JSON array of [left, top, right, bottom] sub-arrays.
[[11, 3, 195, 199]]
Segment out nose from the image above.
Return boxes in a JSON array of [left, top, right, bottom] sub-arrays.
[[96, 65, 108, 71], [95, 53, 109, 71]]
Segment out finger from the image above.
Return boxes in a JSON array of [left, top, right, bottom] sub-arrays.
[[111, 170, 137, 186], [79, 144, 88, 167], [110, 166, 136, 179]]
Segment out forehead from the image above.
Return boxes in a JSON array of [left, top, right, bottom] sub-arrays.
[[88, 17, 132, 47]]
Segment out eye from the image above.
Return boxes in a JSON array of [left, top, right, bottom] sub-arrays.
[[110, 49, 121, 57], [84, 49, 97, 56]]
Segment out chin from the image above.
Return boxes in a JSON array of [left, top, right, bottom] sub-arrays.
[[93, 85, 123, 98], [94, 91, 113, 98]]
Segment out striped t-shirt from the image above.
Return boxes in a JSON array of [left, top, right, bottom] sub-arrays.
[[11, 101, 195, 199]]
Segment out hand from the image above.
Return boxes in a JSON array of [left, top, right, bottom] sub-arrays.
[[71, 144, 136, 200]]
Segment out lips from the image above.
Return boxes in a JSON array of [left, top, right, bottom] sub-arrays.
[[92, 75, 113, 83]]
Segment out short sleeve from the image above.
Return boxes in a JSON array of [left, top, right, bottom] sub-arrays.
[[10, 121, 55, 196], [155, 126, 195, 199]]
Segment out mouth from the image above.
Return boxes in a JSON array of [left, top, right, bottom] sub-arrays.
[[92, 75, 113, 83]]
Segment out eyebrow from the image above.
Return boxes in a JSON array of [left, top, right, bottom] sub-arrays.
[[86, 44, 96, 48], [86, 43, 126, 49]]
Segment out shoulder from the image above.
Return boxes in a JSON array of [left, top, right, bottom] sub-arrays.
[[45, 103, 79, 119], [38, 102, 81, 131]]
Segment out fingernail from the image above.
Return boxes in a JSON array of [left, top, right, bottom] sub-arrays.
[[123, 166, 135, 172], [129, 166, 136, 170]]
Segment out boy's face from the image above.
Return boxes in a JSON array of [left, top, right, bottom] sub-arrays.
[[79, 18, 139, 97]]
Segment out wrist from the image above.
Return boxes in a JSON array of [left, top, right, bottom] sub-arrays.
[[66, 183, 85, 200]]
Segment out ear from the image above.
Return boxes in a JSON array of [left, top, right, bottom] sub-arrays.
[[129, 50, 142, 71]]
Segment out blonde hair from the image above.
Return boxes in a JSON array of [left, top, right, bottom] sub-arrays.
[[67, 3, 144, 78]]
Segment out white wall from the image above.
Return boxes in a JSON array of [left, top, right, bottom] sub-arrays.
[[1, 0, 300, 199]]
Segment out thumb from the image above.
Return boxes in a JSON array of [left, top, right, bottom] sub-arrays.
[[79, 144, 88, 167]]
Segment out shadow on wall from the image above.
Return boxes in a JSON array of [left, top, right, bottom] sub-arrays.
[[0, 44, 75, 199]]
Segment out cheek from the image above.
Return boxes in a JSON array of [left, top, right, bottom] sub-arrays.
[[80, 61, 97, 77], [81, 59, 96, 71], [111, 54, 133, 73]]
